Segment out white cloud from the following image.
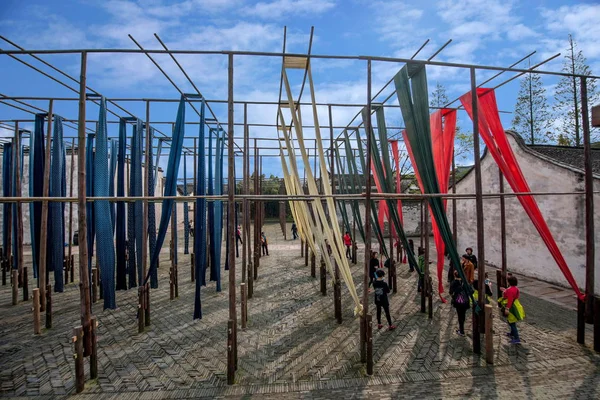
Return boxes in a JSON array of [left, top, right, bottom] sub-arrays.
[[241, 0, 337, 19], [541, 4, 600, 60]]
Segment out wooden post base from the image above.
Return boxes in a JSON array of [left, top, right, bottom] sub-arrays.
[[366, 314, 373, 375], [320, 258, 326, 296], [33, 288, 41, 334], [310, 252, 316, 278], [45, 284, 52, 329], [577, 298, 585, 345], [12, 269, 18, 305], [73, 326, 84, 393], [145, 283, 151, 327], [241, 283, 247, 329], [227, 319, 235, 385], [90, 316, 98, 379], [138, 286, 145, 333], [485, 304, 494, 364]]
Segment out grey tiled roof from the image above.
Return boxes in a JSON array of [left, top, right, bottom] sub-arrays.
[[527, 144, 600, 174]]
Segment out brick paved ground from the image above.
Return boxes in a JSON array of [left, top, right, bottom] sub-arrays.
[[1, 222, 599, 399]]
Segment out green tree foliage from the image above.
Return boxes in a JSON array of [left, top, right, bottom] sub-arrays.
[[553, 35, 599, 146], [512, 66, 553, 145], [236, 173, 285, 219]]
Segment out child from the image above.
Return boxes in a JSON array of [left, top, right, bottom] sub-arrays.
[[498, 275, 525, 344], [449, 270, 470, 336], [291, 223, 298, 240], [373, 269, 395, 330], [261, 231, 269, 256], [343, 231, 352, 258]]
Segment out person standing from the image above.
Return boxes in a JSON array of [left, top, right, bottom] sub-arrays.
[[261, 231, 269, 256], [464, 247, 478, 270], [236, 225, 243, 245], [373, 269, 395, 330], [499, 275, 525, 344], [461, 255, 475, 284], [291, 223, 298, 240], [450, 270, 470, 336], [343, 231, 352, 259], [369, 251, 379, 288]]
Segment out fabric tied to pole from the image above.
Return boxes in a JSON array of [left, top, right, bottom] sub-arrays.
[[29, 114, 46, 279], [194, 99, 207, 319], [148, 128, 158, 288], [460, 88, 585, 301], [116, 119, 127, 290], [393, 63, 473, 306], [2, 143, 12, 262], [183, 153, 190, 255], [93, 98, 117, 309], [146, 96, 186, 287], [85, 133, 95, 292]]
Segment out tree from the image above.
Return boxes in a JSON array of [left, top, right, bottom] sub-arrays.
[[553, 34, 599, 146], [512, 63, 553, 145]]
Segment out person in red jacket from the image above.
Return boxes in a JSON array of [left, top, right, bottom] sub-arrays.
[[343, 231, 352, 259]]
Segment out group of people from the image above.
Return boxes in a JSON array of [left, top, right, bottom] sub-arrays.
[[236, 225, 269, 256], [448, 247, 524, 345]]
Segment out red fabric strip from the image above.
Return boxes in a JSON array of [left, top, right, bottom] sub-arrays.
[[460, 88, 585, 301]]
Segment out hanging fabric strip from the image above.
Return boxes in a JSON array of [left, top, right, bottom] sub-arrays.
[[49, 116, 66, 291], [429, 109, 457, 297], [212, 129, 224, 291], [207, 128, 215, 283], [133, 120, 144, 286], [390, 140, 407, 263], [127, 127, 137, 288], [342, 131, 366, 242], [146, 96, 186, 286], [109, 138, 118, 235], [116, 119, 127, 290], [333, 148, 351, 233], [353, 126, 388, 258], [460, 88, 585, 301], [2, 143, 12, 263], [194, 99, 207, 319], [183, 154, 190, 255], [30, 114, 46, 279], [85, 133, 95, 294], [365, 107, 420, 273], [147, 128, 158, 288], [393, 64, 473, 305], [93, 98, 116, 308]]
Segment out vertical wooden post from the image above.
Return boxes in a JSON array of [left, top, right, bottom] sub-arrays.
[[577, 298, 585, 344], [580, 78, 595, 324], [305, 239, 309, 267], [77, 52, 92, 357], [46, 284, 52, 329], [227, 319, 235, 384], [22, 266, 28, 301], [499, 169, 507, 292], [352, 218, 357, 264], [361, 58, 373, 364], [241, 283, 247, 329], [310, 251, 316, 278], [227, 52, 238, 383], [193, 136, 197, 279], [496, 270, 503, 299], [594, 296, 600, 352], [485, 304, 493, 364], [92, 268, 98, 303], [68, 138, 75, 284], [470, 67, 484, 354], [90, 316, 98, 379], [13, 124, 24, 294], [253, 141, 259, 281], [320, 256, 327, 296], [366, 313, 373, 375], [142, 100, 151, 321], [40, 102, 54, 311], [334, 261, 342, 324], [301, 238, 304, 257], [64, 258, 69, 286], [422, 199, 428, 314], [70, 255, 75, 283], [12, 270, 18, 305], [33, 289, 41, 334], [138, 286, 145, 333], [191, 252, 195, 282], [73, 326, 84, 393]]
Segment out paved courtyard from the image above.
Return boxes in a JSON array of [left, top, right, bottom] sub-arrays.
[[0, 222, 599, 399]]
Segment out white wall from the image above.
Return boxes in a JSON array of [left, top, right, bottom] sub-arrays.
[[447, 133, 600, 293]]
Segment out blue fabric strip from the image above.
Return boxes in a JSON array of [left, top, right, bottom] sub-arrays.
[[94, 98, 116, 309], [49, 116, 66, 291], [208, 128, 215, 283], [147, 129, 158, 288], [146, 96, 186, 286], [29, 114, 46, 279], [194, 99, 206, 319], [213, 129, 223, 292], [183, 154, 189, 255], [86, 133, 95, 293], [133, 120, 144, 286], [109, 138, 117, 235], [116, 120, 127, 290], [2, 143, 12, 261]]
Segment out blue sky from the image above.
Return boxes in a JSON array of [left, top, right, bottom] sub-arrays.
[[1, 0, 599, 177]]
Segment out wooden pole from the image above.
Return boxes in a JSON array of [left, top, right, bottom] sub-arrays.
[[352, 217, 357, 264], [227, 52, 238, 382], [73, 326, 84, 393], [310, 251, 316, 278], [580, 77, 595, 324], [90, 316, 98, 379], [68, 138, 75, 284], [366, 313, 373, 375], [334, 260, 342, 324], [305, 238, 309, 267], [485, 304, 493, 364], [253, 140, 259, 281], [33, 288, 41, 334], [470, 67, 484, 354], [192, 137, 197, 278], [577, 298, 585, 344], [39, 101, 54, 311], [14, 124, 24, 293], [92, 267, 98, 303], [45, 284, 52, 329], [499, 168, 507, 298], [362, 59, 373, 365], [138, 285, 145, 333], [320, 256, 327, 295], [227, 319, 235, 384], [422, 199, 428, 314], [594, 296, 600, 352], [12, 270, 18, 305], [22, 266, 28, 301], [241, 283, 247, 329]]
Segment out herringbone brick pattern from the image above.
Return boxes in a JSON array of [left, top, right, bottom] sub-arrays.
[[0, 223, 599, 399]]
